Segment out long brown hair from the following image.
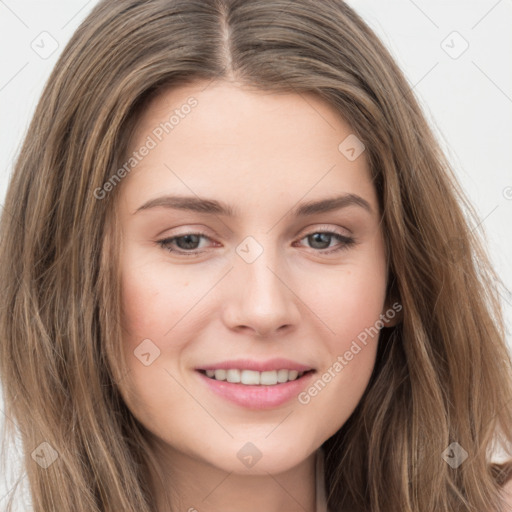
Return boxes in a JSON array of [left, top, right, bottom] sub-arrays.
[[1, 0, 511, 510]]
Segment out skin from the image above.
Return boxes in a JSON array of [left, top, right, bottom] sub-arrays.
[[116, 80, 395, 512]]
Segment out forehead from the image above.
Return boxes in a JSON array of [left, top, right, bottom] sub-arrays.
[[120, 80, 376, 214], [132, 80, 359, 156]]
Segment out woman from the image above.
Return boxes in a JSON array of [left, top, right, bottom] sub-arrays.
[[1, 0, 511, 510]]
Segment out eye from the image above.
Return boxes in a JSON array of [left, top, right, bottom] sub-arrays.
[[295, 231, 356, 254], [157, 232, 214, 255], [156, 229, 356, 257]]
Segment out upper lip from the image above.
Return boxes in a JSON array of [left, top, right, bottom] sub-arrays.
[[196, 358, 314, 372]]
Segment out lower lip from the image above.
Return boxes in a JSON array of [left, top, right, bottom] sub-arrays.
[[196, 370, 316, 410]]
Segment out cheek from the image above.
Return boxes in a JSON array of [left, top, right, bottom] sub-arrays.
[[120, 250, 203, 343], [118, 255, 197, 422], [295, 241, 387, 416], [295, 271, 385, 434], [331, 269, 386, 341], [314, 267, 384, 382], [305, 249, 388, 347]]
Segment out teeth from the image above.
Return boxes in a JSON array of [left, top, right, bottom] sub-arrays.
[[288, 370, 299, 381], [226, 369, 241, 383], [277, 369, 289, 383], [203, 369, 306, 385], [214, 369, 226, 381], [241, 370, 260, 385], [260, 371, 277, 385]]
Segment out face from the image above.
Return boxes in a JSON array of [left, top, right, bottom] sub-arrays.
[[115, 80, 391, 476]]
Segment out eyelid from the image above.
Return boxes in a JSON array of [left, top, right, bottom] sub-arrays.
[[158, 224, 351, 244], [156, 223, 356, 257], [296, 223, 352, 238]]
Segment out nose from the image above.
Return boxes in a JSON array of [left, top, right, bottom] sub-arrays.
[[222, 246, 301, 337]]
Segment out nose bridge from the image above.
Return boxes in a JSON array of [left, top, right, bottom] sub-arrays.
[[237, 236, 286, 305], [223, 234, 300, 335]]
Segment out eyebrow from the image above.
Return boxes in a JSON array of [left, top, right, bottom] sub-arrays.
[[133, 193, 373, 216]]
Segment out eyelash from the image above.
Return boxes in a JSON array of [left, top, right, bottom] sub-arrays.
[[156, 229, 356, 257]]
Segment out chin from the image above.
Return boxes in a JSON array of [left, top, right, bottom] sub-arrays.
[[198, 439, 315, 475]]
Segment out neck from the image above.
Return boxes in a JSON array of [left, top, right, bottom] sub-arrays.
[[147, 439, 318, 512]]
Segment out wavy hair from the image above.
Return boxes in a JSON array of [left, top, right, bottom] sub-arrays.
[[1, 0, 511, 510]]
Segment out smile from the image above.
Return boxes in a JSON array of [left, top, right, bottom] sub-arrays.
[[199, 368, 312, 385], [196, 369, 316, 409]]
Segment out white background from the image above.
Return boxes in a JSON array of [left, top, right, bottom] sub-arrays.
[[1, 0, 511, 508]]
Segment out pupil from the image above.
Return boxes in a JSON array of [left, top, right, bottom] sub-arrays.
[[309, 233, 330, 249], [175, 233, 333, 251], [177, 234, 200, 250]]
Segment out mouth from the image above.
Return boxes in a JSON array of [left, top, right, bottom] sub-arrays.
[[196, 368, 315, 386], [195, 365, 317, 409]]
